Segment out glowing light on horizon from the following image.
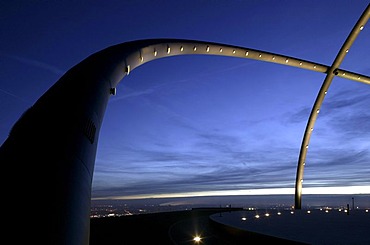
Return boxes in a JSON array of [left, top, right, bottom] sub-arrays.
[[92, 185, 370, 201]]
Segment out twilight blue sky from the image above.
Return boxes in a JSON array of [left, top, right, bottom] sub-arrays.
[[0, 0, 369, 200]]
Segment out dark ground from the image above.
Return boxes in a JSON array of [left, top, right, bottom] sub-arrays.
[[90, 208, 306, 244]]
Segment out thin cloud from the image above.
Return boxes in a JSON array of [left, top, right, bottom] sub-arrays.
[[0, 88, 29, 103], [1, 53, 65, 75]]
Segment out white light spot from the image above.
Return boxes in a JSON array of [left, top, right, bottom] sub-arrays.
[[193, 236, 201, 242]]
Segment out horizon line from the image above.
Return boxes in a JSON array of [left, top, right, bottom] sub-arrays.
[[92, 185, 370, 201]]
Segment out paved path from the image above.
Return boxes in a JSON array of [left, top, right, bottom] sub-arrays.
[[210, 209, 370, 245]]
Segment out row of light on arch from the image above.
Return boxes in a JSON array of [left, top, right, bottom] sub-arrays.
[[125, 30, 367, 84], [125, 44, 323, 74]]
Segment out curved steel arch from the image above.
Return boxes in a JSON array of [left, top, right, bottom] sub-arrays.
[[0, 5, 369, 245], [295, 4, 370, 209], [111, 39, 370, 89]]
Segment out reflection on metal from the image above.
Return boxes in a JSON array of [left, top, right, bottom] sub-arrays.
[[295, 4, 370, 209]]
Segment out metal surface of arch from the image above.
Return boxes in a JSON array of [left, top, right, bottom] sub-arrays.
[[295, 4, 370, 209]]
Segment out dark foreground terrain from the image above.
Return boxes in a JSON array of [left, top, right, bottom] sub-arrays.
[[90, 208, 305, 244]]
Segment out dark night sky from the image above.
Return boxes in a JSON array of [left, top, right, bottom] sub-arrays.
[[0, 0, 369, 201]]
